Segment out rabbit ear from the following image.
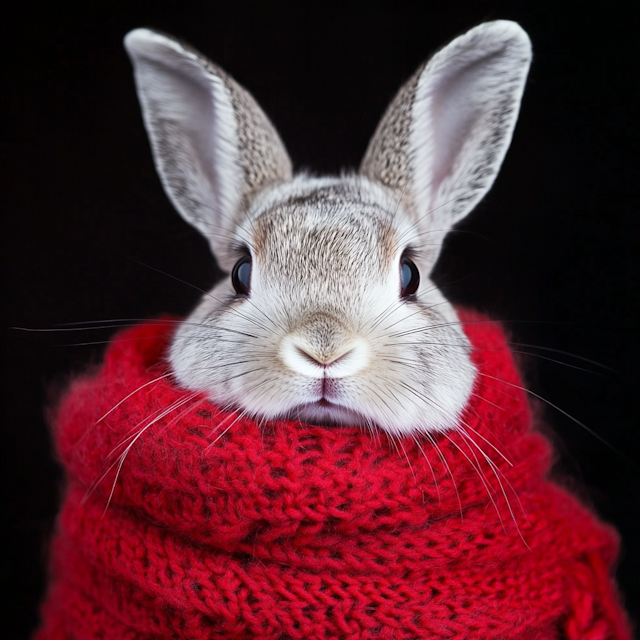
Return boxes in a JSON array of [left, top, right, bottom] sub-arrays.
[[124, 29, 292, 268], [361, 21, 531, 266]]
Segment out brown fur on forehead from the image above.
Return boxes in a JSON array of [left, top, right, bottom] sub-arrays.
[[251, 187, 398, 280]]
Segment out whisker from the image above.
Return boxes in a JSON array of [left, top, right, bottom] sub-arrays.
[[364, 299, 404, 335], [441, 431, 504, 529], [97, 373, 174, 424], [424, 431, 463, 520], [82, 391, 201, 508], [411, 434, 440, 501], [456, 428, 529, 548], [477, 372, 625, 458], [508, 342, 615, 372], [204, 408, 251, 451], [461, 422, 513, 467], [373, 376, 461, 513], [127, 259, 276, 336]]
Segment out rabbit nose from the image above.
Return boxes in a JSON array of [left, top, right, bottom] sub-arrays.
[[294, 344, 354, 367], [280, 334, 370, 378]]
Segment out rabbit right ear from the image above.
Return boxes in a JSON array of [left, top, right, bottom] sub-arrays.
[[361, 21, 531, 268], [124, 29, 292, 269]]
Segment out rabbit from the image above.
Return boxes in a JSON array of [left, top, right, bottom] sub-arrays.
[[123, 20, 532, 438]]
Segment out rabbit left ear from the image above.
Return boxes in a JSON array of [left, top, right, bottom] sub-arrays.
[[124, 29, 292, 270], [361, 20, 532, 267]]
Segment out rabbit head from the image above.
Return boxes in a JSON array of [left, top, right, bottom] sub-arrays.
[[124, 21, 531, 437]]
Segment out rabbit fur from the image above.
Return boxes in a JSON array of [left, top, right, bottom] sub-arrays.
[[124, 20, 532, 437]]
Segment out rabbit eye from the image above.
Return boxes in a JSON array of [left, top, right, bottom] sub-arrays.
[[400, 256, 420, 298], [231, 255, 252, 295]]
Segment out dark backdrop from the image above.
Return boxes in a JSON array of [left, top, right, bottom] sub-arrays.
[[2, 1, 638, 636]]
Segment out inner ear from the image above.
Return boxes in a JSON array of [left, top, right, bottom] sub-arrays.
[[412, 43, 526, 210], [427, 57, 499, 188]]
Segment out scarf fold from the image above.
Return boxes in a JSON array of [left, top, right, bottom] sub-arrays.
[[35, 311, 631, 639]]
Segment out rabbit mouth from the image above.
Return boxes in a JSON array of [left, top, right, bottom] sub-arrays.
[[289, 399, 370, 428]]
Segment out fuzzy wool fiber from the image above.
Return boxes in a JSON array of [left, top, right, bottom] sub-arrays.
[[34, 312, 632, 639]]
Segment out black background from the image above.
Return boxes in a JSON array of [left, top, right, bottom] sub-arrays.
[[2, 1, 638, 637]]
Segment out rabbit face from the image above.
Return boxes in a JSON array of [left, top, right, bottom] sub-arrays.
[[169, 176, 475, 435], [125, 21, 531, 436]]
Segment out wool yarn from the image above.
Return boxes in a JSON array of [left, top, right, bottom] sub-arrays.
[[34, 312, 632, 639]]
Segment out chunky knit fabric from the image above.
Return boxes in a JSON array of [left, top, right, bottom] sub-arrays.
[[35, 312, 631, 639]]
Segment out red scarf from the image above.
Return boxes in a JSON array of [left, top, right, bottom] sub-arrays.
[[35, 312, 631, 639]]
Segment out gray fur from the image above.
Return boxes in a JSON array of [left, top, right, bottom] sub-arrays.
[[124, 21, 532, 436], [124, 29, 292, 269], [360, 66, 423, 198]]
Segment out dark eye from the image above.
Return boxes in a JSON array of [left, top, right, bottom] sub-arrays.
[[400, 256, 420, 298], [231, 255, 252, 295]]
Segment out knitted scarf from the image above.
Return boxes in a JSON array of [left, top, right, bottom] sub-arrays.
[[35, 312, 631, 639]]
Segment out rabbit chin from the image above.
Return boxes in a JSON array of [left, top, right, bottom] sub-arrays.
[[287, 400, 372, 428]]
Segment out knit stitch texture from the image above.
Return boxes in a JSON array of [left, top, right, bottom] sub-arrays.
[[34, 312, 632, 639]]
